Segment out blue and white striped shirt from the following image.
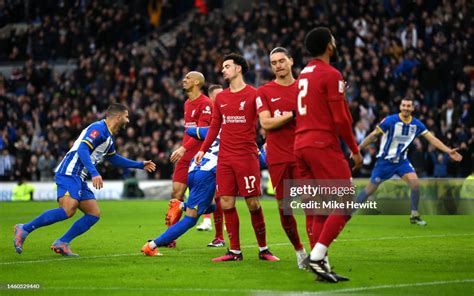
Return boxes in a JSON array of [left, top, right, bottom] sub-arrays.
[[376, 114, 428, 163], [55, 120, 116, 180]]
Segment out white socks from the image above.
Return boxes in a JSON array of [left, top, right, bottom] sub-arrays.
[[310, 243, 328, 261], [148, 241, 157, 249]]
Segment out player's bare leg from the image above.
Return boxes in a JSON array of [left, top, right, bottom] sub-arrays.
[[245, 196, 279, 261], [402, 173, 426, 225]]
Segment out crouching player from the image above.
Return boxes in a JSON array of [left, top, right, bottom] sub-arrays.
[[141, 126, 268, 256], [141, 127, 220, 256]]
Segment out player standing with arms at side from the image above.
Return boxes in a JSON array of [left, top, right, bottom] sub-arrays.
[[166, 72, 213, 246], [356, 98, 462, 225], [14, 103, 156, 256], [256, 47, 307, 269], [195, 84, 227, 248], [295, 27, 362, 282], [195, 53, 279, 262]]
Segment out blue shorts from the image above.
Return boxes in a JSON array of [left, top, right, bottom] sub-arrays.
[[370, 159, 416, 185], [55, 174, 95, 201], [187, 170, 216, 215]]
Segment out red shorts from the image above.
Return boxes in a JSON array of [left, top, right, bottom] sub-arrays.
[[268, 162, 300, 200], [216, 156, 261, 197], [294, 145, 351, 180], [172, 158, 191, 184]]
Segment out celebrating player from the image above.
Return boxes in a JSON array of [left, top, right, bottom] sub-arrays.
[[256, 47, 307, 269], [295, 27, 362, 282], [166, 71, 213, 246], [356, 98, 463, 225], [195, 53, 279, 262], [14, 103, 156, 256]]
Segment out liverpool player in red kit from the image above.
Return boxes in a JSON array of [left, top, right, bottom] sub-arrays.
[[256, 47, 307, 269], [195, 53, 279, 262], [167, 71, 212, 243], [295, 28, 362, 282]]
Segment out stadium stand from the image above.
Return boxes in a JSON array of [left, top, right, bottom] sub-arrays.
[[0, 0, 472, 181]]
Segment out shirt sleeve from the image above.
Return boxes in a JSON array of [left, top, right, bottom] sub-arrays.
[[183, 100, 213, 150], [376, 117, 391, 134], [416, 120, 428, 137], [256, 88, 270, 114], [326, 70, 346, 102], [81, 124, 105, 150], [200, 97, 223, 153]]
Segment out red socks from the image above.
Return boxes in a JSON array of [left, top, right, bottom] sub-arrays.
[[311, 215, 328, 247], [250, 207, 267, 248], [214, 196, 223, 240], [318, 214, 351, 247], [223, 207, 240, 250], [279, 208, 303, 250], [305, 215, 316, 248]]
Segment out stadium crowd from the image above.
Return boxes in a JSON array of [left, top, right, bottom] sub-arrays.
[[0, 0, 472, 181]]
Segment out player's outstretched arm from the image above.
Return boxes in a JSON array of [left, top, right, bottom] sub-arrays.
[[422, 132, 463, 161], [186, 127, 209, 140], [258, 110, 295, 131], [359, 129, 382, 152], [107, 154, 157, 172]]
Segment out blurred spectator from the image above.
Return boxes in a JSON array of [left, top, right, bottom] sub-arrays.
[[12, 178, 34, 201], [0, 0, 472, 181], [432, 153, 449, 178]]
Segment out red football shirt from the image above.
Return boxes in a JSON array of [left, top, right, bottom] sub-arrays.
[[182, 94, 213, 161], [294, 59, 358, 153], [200, 85, 258, 159], [256, 80, 297, 164]]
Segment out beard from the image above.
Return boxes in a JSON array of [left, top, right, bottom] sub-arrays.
[[330, 46, 339, 64]]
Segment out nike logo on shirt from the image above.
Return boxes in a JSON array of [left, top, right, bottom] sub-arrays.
[[271, 97, 281, 102]]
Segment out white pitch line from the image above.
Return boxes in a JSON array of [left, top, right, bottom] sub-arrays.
[[7, 278, 473, 295], [2, 233, 473, 266], [315, 278, 474, 295]]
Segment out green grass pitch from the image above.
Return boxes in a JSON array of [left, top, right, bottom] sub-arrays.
[[1, 199, 473, 295]]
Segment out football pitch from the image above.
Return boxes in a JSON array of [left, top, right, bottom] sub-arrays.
[[1, 199, 473, 295]]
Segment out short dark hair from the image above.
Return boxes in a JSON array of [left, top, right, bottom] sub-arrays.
[[106, 103, 128, 117], [269, 47, 291, 58], [304, 27, 333, 57], [401, 97, 415, 103], [208, 84, 223, 93], [223, 53, 249, 75]]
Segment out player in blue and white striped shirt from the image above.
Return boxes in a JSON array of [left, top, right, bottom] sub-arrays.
[[14, 103, 156, 256], [356, 98, 462, 225]]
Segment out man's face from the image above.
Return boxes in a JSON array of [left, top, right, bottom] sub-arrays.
[[117, 110, 130, 130], [209, 88, 223, 102], [182, 73, 197, 91], [399, 100, 414, 116], [270, 52, 293, 78], [222, 60, 239, 82]]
